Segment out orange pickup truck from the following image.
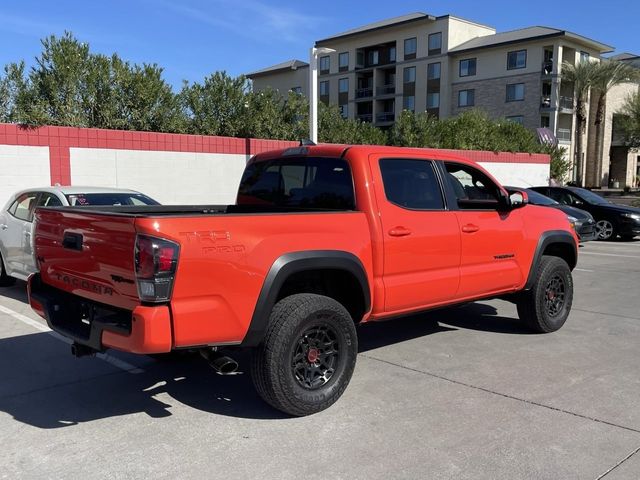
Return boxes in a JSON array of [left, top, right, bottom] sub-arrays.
[[28, 144, 578, 416]]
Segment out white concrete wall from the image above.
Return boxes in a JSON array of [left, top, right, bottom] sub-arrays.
[[479, 162, 549, 188], [0, 145, 50, 207], [70, 148, 249, 205]]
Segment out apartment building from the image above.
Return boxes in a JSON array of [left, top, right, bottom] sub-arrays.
[[248, 13, 639, 187]]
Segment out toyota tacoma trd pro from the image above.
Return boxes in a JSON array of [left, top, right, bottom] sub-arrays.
[[28, 145, 578, 416]]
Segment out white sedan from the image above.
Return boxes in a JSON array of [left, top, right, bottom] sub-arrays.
[[0, 186, 159, 285]]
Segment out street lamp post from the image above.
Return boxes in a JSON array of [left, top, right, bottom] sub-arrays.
[[309, 46, 336, 143]]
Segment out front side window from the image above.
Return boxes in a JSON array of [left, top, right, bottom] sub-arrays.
[[459, 58, 476, 77], [506, 83, 525, 102], [403, 66, 416, 83], [427, 62, 441, 80], [237, 157, 355, 210], [507, 50, 527, 69], [445, 162, 502, 209], [428, 32, 442, 55], [458, 89, 475, 107], [36, 192, 63, 207], [319, 56, 330, 73], [404, 37, 417, 59], [427, 92, 440, 108], [9, 192, 38, 222], [339, 52, 349, 71], [380, 159, 444, 210]]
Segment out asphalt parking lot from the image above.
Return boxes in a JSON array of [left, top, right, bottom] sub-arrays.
[[1, 240, 640, 479]]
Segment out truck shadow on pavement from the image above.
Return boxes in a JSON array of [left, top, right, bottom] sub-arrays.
[[0, 303, 529, 427]]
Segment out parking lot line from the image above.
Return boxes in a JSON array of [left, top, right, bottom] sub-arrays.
[[0, 304, 144, 374], [575, 268, 594, 272], [580, 252, 640, 259]]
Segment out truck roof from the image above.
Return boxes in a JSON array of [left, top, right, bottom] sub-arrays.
[[251, 144, 479, 167]]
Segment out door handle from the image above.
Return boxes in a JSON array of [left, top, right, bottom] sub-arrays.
[[461, 224, 480, 233], [389, 227, 412, 237]]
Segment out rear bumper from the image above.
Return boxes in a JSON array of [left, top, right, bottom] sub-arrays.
[[28, 274, 172, 354]]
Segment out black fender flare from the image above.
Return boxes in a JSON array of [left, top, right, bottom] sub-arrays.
[[524, 230, 577, 290], [241, 250, 370, 347]]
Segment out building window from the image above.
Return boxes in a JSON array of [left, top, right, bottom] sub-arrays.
[[427, 62, 441, 80], [427, 92, 440, 109], [389, 47, 396, 62], [459, 58, 476, 77], [339, 52, 349, 71], [291, 86, 302, 94], [507, 115, 524, 125], [339, 104, 349, 118], [320, 56, 330, 74], [403, 95, 415, 112], [339, 78, 349, 93], [320, 80, 329, 96], [458, 89, 475, 107], [404, 37, 417, 59], [428, 32, 442, 55], [356, 51, 365, 68], [580, 51, 590, 63], [540, 115, 550, 128], [506, 83, 525, 101], [368, 50, 379, 65], [507, 50, 527, 70], [403, 66, 416, 84]]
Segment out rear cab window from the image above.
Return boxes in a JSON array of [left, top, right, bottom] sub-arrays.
[[237, 157, 355, 210]]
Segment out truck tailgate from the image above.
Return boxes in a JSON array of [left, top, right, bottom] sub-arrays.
[[34, 208, 140, 310]]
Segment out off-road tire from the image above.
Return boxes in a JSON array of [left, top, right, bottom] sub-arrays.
[[517, 255, 573, 333], [251, 293, 357, 416], [0, 253, 16, 287]]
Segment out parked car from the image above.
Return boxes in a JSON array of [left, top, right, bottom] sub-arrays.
[[0, 187, 159, 285], [505, 187, 596, 242], [530, 186, 640, 241], [28, 145, 578, 416]]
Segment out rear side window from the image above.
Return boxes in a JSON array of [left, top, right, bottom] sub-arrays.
[[379, 159, 444, 210], [65, 193, 159, 206], [237, 157, 355, 210], [8, 192, 38, 222]]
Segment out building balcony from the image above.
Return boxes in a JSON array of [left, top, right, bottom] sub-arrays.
[[376, 84, 395, 96], [356, 87, 373, 99], [557, 128, 572, 142], [542, 61, 554, 75], [375, 112, 395, 123], [357, 113, 373, 123]]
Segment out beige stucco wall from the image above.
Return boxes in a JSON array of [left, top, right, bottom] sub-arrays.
[[251, 66, 309, 97]]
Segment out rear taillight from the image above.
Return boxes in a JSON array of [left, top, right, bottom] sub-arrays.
[[134, 235, 179, 302]]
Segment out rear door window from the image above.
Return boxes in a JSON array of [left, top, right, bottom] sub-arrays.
[[9, 192, 38, 222], [379, 159, 444, 210], [238, 157, 355, 210]]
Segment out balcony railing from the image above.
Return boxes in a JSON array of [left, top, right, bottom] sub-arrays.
[[559, 96, 574, 110], [557, 128, 572, 142], [541, 61, 554, 75], [357, 114, 373, 123], [376, 84, 395, 95], [356, 87, 373, 99], [376, 112, 395, 123]]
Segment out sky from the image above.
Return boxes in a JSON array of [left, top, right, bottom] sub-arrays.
[[0, 0, 638, 89]]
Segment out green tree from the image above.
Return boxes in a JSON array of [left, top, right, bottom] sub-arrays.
[[561, 60, 599, 185], [389, 110, 440, 147], [0, 62, 27, 123], [318, 102, 387, 145], [180, 71, 249, 136], [589, 61, 639, 186], [244, 89, 308, 140], [620, 91, 640, 147]]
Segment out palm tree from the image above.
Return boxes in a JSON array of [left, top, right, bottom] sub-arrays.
[[590, 61, 639, 186], [561, 60, 599, 186]]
